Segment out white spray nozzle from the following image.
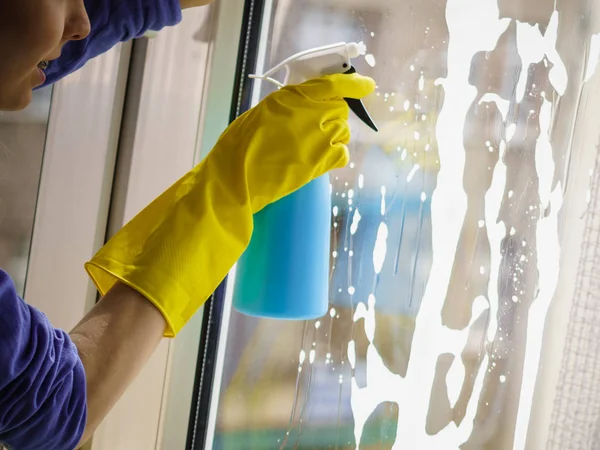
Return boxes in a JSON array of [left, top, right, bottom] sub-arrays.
[[346, 42, 367, 59], [250, 41, 368, 86], [249, 41, 379, 131]]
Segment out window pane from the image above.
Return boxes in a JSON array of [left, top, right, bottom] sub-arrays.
[[0, 88, 52, 295], [213, 0, 598, 448]]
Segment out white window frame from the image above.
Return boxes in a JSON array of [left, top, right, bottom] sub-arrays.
[[25, 43, 132, 332], [69, 2, 246, 449], [159, 1, 247, 448]]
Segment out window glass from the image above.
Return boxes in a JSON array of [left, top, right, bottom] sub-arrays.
[[0, 88, 52, 294], [212, 0, 598, 448]]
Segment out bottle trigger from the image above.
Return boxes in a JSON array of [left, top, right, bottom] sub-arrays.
[[343, 66, 378, 132]]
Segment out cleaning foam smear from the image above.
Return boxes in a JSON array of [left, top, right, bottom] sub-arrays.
[[584, 33, 600, 83], [343, 2, 565, 448], [347, 0, 512, 447]]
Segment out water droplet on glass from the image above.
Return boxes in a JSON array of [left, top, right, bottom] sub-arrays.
[[407, 164, 420, 182], [365, 54, 376, 67], [350, 209, 362, 235], [506, 123, 517, 142], [299, 350, 306, 364], [373, 223, 389, 275]]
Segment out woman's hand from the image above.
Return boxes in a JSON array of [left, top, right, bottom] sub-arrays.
[[85, 73, 376, 337]]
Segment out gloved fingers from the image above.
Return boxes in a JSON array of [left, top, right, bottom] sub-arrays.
[[322, 118, 351, 146], [294, 73, 376, 101], [317, 142, 350, 175], [310, 98, 349, 125], [315, 118, 351, 173], [329, 98, 350, 121]]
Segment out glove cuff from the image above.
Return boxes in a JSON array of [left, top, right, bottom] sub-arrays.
[[85, 257, 191, 337]]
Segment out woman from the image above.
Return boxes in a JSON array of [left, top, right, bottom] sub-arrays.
[[0, 0, 375, 448]]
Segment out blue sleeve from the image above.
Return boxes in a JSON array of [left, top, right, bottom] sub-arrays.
[[0, 270, 87, 450], [42, 0, 182, 86]]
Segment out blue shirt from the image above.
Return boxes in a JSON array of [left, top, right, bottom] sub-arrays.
[[1, 1, 181, 448], [44, 0, 182, 86], [0, 270, 86, 450]]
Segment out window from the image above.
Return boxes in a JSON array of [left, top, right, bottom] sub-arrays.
[[202, 0, 600, 448]]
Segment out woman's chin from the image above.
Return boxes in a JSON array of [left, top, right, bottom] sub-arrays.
[[0, 86, 33, 111]]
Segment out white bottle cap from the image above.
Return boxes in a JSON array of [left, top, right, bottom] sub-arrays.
[[346, 42, 367, 59]]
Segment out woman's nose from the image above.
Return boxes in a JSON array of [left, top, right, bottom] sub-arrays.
[[64, 1, 91, 41]]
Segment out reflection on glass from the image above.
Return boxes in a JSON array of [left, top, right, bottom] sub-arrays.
[[0, 88, 52, 295], [213, 0, 598, 448]]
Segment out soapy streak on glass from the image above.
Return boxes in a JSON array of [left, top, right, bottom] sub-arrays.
[[212, 0, 596, 448]]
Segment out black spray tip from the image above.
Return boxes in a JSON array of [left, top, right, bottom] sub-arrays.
[[345, 97, 379, 132], [343, 66, 378, 132]]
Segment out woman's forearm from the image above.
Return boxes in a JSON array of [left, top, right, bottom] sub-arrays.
[[69, 282, 166, 446]]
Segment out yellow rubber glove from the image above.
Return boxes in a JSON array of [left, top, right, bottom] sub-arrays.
[[85, 73, 376, 337]]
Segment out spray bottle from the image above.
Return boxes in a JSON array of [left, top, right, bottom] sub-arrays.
[[232, 42, 378, 320]]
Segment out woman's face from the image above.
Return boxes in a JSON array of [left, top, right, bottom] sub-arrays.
[[0, 0, 91, 111]]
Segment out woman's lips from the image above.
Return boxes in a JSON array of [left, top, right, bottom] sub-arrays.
[[36, 67, 47, 86]]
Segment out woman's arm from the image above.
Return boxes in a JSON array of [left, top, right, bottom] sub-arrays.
[[0, 269, 166, 449], [0, 270, 86, 450], [70, 282, 165, 447]]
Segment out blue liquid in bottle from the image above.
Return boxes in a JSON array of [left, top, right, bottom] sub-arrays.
[[233, 175, 331, 319]]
